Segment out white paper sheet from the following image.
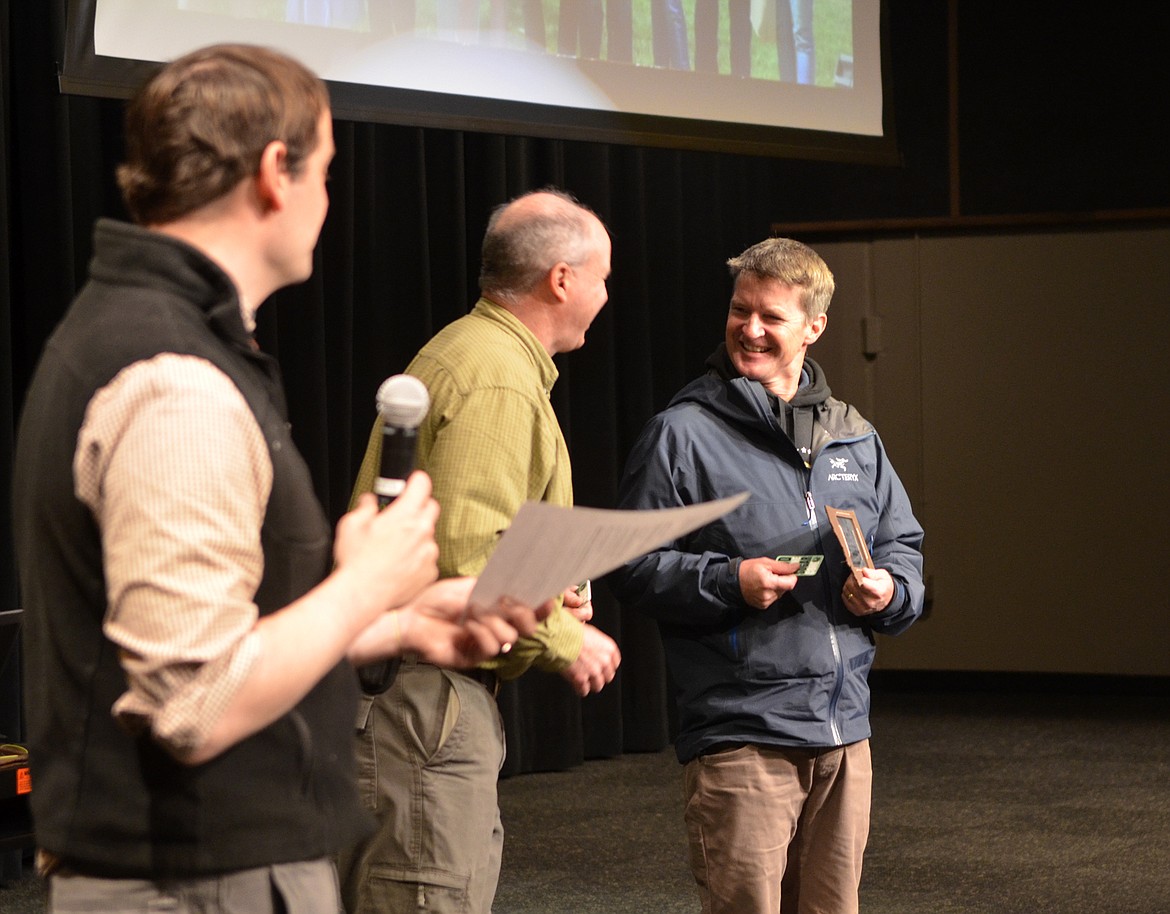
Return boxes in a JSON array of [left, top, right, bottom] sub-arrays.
[[469, 492, 749, 613]]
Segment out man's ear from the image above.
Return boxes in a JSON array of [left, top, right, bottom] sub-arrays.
[[548, 261, 572, 303], [255, 140, 289, 213], [804, 312, 828, 346]]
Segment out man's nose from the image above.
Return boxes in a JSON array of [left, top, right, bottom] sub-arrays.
[[743, 313, 763, 336]]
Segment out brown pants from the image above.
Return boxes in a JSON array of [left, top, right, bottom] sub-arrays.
[[48, 858, 340, 913], [683, 740, 872, 914], [337, 659, 505, 914]]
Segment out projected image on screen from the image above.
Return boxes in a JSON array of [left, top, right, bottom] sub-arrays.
[[69, 0, 887, 158], [176, 1, 853, 89]]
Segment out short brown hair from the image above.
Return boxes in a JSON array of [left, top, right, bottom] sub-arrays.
[[727, 237, 836, 320], [116, 44, 329, 225]]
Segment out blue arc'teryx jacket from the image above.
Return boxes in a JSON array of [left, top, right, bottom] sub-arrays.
[[608, 354, 925, 763]]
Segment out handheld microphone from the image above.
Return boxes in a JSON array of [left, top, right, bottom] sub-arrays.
[[358, 373, 430, 696], [373, 374, 430, 507]]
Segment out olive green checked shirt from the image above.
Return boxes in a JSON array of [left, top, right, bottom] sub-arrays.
[[351, 298, 583, 678]]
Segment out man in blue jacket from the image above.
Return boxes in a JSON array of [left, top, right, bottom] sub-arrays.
[[609, 237, 925, 914]]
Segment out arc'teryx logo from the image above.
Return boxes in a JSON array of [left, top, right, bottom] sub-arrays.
[[827, 456, 860, 482]]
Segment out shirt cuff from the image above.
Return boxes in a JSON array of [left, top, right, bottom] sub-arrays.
[[481, 604, 585, 680], [112, 629, 263, 755]]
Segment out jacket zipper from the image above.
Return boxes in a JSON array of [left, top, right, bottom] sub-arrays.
[[805, 471, 844, 747]]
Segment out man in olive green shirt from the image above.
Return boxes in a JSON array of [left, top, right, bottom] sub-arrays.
[[339, 189, 621, 914]]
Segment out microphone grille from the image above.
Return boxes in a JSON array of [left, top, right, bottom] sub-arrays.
[[376, 374, 430, 428]]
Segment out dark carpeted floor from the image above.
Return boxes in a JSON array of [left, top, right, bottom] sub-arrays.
[[493, 684, 1170, 914], [3, 685, 1168, 913]]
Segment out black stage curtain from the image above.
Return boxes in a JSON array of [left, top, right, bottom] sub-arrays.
[[0, 4, 758, 776], [0, 1, 955, 775], [10, 0, 1170, 777], [1, 0, 20, 756]]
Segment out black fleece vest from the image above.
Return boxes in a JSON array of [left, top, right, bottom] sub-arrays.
[[13, 220, 371, 876]]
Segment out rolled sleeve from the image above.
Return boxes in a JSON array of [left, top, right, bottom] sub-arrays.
[[75, 353, 272, 754], [483, 605, 585, 680]]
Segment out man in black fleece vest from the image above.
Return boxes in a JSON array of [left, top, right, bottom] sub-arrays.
[[13, 43, 542, 913]]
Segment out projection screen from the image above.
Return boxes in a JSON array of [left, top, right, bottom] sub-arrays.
[[61, 0, 896, 161]]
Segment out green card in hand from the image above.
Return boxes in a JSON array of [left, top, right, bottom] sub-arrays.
[[774, 554, 824, 576]]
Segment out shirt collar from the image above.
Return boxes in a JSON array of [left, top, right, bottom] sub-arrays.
[[472, 298, 560, 394]]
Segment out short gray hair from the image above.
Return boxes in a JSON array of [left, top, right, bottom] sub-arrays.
[[479, 189, 602, 304]]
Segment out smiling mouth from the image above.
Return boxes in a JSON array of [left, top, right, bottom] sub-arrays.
[[739, 342, 770, 354]]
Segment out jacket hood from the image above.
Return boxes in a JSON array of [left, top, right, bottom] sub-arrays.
[[670, 344, 871, 462], [670, 343, 831, 428], [703, 343, 831, 405]]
